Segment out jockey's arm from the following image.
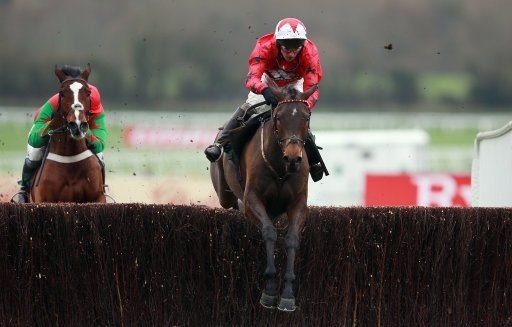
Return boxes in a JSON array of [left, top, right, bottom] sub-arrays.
[[245, 37, 272, 94], [85, 85, 106, 154], [304, 75, 321, 109], [245, 63, 269, 94], [27, 101, 54, 148], [303, 43, 323, 109], [85, 112, 106, 154]]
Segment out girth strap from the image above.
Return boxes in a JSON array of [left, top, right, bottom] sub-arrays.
[[46, 150, 94, 163]]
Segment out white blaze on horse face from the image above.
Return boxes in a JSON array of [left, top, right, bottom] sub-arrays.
[[290, 108, 303, 155], [69, 81, 85, 122]]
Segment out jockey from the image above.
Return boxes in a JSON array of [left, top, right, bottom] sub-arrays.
[[12, 65, 107, 203], [204, 17, 327, 181]]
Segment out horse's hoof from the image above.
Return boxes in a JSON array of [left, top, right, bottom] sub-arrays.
[[277, 297, 296, 312], [260, 292, 278, 309]]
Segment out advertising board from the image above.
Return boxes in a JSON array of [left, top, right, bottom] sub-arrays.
[[365, 173, 471, 207]]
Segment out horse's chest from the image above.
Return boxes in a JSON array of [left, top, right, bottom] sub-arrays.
[[259, 180, 298, 202]]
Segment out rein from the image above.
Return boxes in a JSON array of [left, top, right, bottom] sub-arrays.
[[260, 121, 289, 183], [34, 120, 66, 187]]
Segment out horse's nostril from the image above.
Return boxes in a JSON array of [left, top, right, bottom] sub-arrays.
[[80, 122, 89, 132], [68, 122, 78, 131], [283, 156, 290, 163]]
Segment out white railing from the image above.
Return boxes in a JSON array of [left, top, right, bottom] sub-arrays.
[[1, 106, 510, 131]]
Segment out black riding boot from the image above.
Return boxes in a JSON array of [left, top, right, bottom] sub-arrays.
[[305, 131, 329, 182], [204, 105, 248, 162], [13, 158, 41, 203]]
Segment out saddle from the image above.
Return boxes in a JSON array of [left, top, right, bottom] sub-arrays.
[[227, 110, 272, 164]]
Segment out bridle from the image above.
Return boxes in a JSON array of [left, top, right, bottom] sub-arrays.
[[53, 78, 92, 134], [35, 78, 93, 188], [271, 99, 310, 149], [260, 99, 310, 182]]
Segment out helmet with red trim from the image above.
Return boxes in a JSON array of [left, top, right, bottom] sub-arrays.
[[275, 18, 307, 49]]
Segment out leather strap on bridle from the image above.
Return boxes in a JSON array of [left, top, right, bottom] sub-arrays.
[[276, 99, 309, 107], [36, 79, 91, 187], [271, 99, 310, 147], [259, 98, 310, 183]]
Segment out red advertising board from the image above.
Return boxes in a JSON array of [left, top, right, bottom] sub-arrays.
[[365, 173, 471, 207]]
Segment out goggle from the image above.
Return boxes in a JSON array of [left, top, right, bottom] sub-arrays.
[[280, 45, 303, 54]]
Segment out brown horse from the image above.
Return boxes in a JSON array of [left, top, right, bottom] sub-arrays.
[[210, 84, 318, 311], [30, 64, 105, 203]]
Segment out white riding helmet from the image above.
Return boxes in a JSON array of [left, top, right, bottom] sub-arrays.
[[274, 18, 307, 40]]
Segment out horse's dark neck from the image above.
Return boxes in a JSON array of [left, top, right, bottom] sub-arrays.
[[262, 122, 289, 178]]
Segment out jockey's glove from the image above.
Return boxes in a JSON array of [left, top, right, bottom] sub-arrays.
[[262, 88, 278, 108]]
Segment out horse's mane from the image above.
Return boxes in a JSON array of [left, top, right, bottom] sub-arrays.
[[286, 86, 299, 99], [61, 65, 82, 78]]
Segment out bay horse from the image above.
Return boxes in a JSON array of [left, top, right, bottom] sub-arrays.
[[30, 64, 106, 203], [210, 83, 318, 311]]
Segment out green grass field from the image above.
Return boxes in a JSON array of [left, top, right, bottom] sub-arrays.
[[0, 122, 479, 150], [427, 128, 479, 146], [0, 120, 479, 175], [0, 122, 208, 176]]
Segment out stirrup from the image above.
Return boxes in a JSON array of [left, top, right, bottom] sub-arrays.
[[205, 143, 224, 162]]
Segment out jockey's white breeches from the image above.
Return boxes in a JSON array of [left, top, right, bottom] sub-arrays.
[[26, 145, 45, 162]]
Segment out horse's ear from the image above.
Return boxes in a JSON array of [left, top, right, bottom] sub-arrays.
[[300, 84, 318, 100], [266, 78, 278, 90], [55, 65, 67, 82], [266, 79, 287, 102], [81, 63, 91, 81]]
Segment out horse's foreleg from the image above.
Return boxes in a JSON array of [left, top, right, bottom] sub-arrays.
[[244, 193, 278, 309], [261, 222, 278, 308], [278, 204, 307, 312], [278, 225, 300, 311]]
